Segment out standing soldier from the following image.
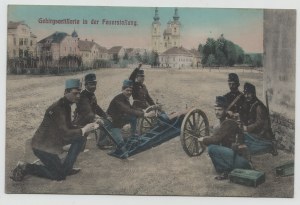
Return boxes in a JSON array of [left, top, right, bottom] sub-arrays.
[[241, 82, 277, 156], [73, 73, 107, 126], [10, 79, 99, 181], [129, 63, 155, 109], [223, 73, 245, 117], [73, 73, 112, 149]]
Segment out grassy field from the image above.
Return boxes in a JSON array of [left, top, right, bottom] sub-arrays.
[[5, 68, 294, 197]]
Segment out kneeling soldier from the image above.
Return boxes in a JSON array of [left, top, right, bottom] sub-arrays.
[[10, 79, 99, 181], [199, 96, 252, 180]]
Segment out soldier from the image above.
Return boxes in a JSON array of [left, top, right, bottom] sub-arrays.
[[199, 96, 252, 180], [107, 79, 155, 158], [129, 63, 155, 109], [223, 73, 245, 117], [242, 82, 277, 155], [73, 73, 112, 149], [73, 73, 107, 126], [10, 79, 99, 181]]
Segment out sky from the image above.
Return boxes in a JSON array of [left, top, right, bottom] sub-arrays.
[[8, 5, 263, 54]]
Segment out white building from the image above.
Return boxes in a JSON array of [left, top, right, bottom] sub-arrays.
[[7, 21, 37, 59], [37, 30, 80, 67], [159, 46, 194, 68]]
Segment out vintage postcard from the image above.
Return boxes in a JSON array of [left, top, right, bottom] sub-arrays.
[[4, 3, 296, 200]]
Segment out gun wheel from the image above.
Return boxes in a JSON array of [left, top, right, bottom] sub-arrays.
[[180, 108, 209, 157]]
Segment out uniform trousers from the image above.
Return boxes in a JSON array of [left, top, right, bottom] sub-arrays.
[[207, 144, 252, 174], [26, 135, 85, 180]]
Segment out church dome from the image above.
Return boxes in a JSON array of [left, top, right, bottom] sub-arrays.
[[71, 30, 78, 38]]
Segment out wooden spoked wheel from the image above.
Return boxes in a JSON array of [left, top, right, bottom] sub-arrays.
[[180, 108, 209, 156]]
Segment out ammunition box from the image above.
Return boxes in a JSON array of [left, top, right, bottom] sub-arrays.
[[275, 161, 294, 177], [229, 169, 265, 187]]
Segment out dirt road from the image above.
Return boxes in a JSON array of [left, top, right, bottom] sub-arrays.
[[5, 68, 294, 197]]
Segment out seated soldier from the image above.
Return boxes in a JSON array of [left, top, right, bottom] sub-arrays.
[[242, 82, 277, 156], [199, 96, 252, 180], [106, 79, 155, 158]]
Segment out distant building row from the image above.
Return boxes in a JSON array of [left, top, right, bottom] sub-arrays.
[[7, 21, 201, 69]]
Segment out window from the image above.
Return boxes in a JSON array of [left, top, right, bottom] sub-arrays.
[[13, 49, 16, 57], [13, 38, 16, 45], [19, 38, 23, 46], [30, 40, 32, 46], [19, 49, 23, 57], [24, 38, 28, 46], [174, 28, 176, 33]]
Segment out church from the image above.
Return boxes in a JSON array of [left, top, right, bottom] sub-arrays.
[[151, 8, 200, 68]]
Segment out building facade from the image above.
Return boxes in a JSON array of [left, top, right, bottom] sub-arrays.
[[37, 30, 80, 68], [159, 46, 193, 68], [7, 21, 37, 59]]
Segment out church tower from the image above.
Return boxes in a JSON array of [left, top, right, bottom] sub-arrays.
[[151, 8, 162, 53], [171, 8, 181, 47], [163, 8, 181, 50]]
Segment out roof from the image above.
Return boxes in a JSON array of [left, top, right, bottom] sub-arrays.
[[95, 44, 108, 53], [108, 46, 122, 54], [38, 32, 68, 44], [78, 40, 95, 51], [189, 49, 201, 58], [161, 46, 193, 57], [30, 32, 37, 38], [8, 21, 29, 29]]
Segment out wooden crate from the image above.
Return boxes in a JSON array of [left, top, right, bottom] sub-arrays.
[[229, 169, 265, 187], [275, 161, 294, 177]]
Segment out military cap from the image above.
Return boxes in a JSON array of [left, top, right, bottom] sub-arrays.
[[228, 73, 239, 83], [214, 96, 228, 108], [65, 79, 81, 89], [137, 69, 145, 76], [84, 73, 97, 84], [122, 79, 133, 89], [244, 82, 256, 94]]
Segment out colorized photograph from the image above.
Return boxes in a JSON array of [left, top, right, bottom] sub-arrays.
[[5, 5, 295, 197]]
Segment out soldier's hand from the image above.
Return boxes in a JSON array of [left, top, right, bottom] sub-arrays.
[[144, 110, 156, 118], [81, 122, 99, 136], [227, 111, 234, 117], [198, 136, 204, 142], [94, 115, 104, 125]]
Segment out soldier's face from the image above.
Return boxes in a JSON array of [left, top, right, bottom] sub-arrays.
[[228, 82, 239, 92], [65, 88, 81, 103], [245, 92, 255, 102], [137, 76, 144, 83], [215, 107, 226, 119], [122, 87, 132, 98], [86, 81, 97, 93]]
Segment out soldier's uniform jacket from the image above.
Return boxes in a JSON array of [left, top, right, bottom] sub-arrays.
[[73, 89, 107, 126], [203, 119, 243, 148], [243, 98, 274, 140], [129, 68, 155, 109], [223, 90, 245, 114], [107, 93, 144, 128], [31, 97, 83, 155]]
